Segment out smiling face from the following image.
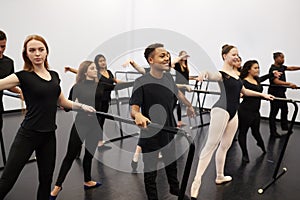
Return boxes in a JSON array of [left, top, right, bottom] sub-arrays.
[[148, 47, 170, 71], [223, 47, 239, 66]]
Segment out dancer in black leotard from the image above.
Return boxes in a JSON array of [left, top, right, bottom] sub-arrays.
[[190, 45, 274, 200]]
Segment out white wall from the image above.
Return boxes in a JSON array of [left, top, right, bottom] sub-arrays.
[[2, 0, 300, 121]]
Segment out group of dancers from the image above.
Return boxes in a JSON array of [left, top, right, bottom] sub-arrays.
[[0, 30, 299, 200]]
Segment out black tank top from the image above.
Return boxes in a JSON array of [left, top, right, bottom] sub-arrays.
[[213, 71, 243, 120]]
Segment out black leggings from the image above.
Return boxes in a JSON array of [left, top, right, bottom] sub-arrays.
[[176, 103, 182, 121], [97, 101, 110, 141], [269, 99, 288, 133], [55, 117, 99, 187], [0, 127, 56, 200], [238, 111, 265, 156]]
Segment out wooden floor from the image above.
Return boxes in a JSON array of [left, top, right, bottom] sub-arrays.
[[1, 103, 300, 200]]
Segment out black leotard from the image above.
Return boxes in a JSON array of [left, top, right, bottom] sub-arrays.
[[213, 71, 243, 120]]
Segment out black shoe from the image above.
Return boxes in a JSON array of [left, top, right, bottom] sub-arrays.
[[191, 198, 197, 200], [131, 160, 138, 172], [257, 143, 266, 154], [170, 190, 190, 200]]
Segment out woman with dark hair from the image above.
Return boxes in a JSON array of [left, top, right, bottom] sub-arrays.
[[65, 54, 122, 149], [94, 54, 122, 149], [50, 61, 105, 199], [190, 45, 274, 200], [172, 50, 190, 127], [0, 35, 95, 200], [238, 60, 271, 162]]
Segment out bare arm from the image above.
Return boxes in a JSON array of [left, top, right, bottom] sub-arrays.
[[196, 71, 222, 82], [241, 86, 274, 100], [286, 66, 300, 71], [273, 77, 297, 88], [131, 104, 150, 128], [57, 92, 95, 112], [64, 66, 78, 74], [122, 59, 146, 75], [0, 74, 20, 91], [177, 90, 195, 118], [171, 54, 189, 68], [176, 84, 192, 92]]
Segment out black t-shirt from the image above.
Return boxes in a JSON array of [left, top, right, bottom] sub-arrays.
[[239, 80, 263, 112], [98, 70, 114, 102], [15, 70, 61, 132], [268, 64, 287, 96], [68, 80, 105, 112], [129, 72, 178, 148], [0, 55, 14, 112], [174, 63, 189, 84], [68, 80, 105, 126], [213, 71, 243, 120]]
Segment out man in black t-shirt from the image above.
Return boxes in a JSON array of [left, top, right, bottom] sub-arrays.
[[0, 30, 21, 165], [268, 52, 300, 137], [130, 43, 194, 200]]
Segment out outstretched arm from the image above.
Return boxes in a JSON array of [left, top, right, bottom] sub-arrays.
[[196, 71, 222, 82], [241, 86, 274, 100], [286, 66, 300, 71], [0, 74, 20, 91], [57, 92, 95, 112], [64, 66, 78, 74], [122, 59, 146, 75]]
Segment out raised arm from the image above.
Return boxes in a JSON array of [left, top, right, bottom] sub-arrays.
[[122, 59, 146, 75], [171, 54, 189, 68], [64, 66, 78, 74]]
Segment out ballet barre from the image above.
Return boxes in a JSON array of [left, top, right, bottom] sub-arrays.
[[94, 110, 195, 200], [258, 97, 299, 194]]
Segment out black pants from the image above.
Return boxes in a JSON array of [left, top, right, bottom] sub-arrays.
[[97, 101, 110, 141], [55, 116, 99, 186], [238, 111, 265, 156], [269, 96, 288, 134], [0, 114, 6, 165], [176, 103, 182, 121], [0, 127, 56, 200], [142, 142, 179, 200], [176, 89, 185, 122]]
